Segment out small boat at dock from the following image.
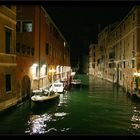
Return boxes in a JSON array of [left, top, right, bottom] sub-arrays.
[[51, 81, 65, 93], [31, 89, 60, 103], [71, 79, 82, 88]]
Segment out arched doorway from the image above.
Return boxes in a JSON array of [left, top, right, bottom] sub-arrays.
[[21, 75, 31, 100]]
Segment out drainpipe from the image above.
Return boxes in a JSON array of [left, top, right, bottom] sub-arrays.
[[38, 6, 41, 89]]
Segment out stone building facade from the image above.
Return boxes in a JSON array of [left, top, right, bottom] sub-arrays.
[[89, 6, 140, 95], [0, 6, 17, 111], [16, 5, 71, 101], [0, 5, 71, 112]]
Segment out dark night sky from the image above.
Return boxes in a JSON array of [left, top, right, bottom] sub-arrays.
[[45, 3, 134, 66]]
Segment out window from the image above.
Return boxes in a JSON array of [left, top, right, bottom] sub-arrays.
[[92, 64, 95, 68], [16, 42, 20, 53], [133, 34, 135, 47], [132, 60, 135, 68], [109, 47, 115, 59], [123, 62, 125, 68], [31, 48, 34, 56], [46, 43, 49, 55], [27, 47, 30, 55], [123, 41, 125, 59], [109, 63, 115, 68], [5, 74, 11, 92], [120, 71, 122, 80], [22, 44, 26, 54], [35, 67, 38, 78], [5, 29, 11, 54], [22, 21, 32, 32], [97, 59, 100, 64], [32, 66, 38, 78], [132, 33, 135, 57], [16, 21, 21, 32]]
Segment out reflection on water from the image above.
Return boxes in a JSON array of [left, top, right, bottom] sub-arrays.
[[25, 92, 70, 135], [25, 114, 52, 134], [0, 75, 140, 135], [58, 92, 70, 107], [54, 112, 68, 117], [129, 106, 140, 135]]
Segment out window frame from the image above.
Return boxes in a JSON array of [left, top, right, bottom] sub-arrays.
[[5, 74, 12, 93], [22, 21, 33, 32]]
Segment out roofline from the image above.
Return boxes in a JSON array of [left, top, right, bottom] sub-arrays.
[[41, 6, 70, 50]]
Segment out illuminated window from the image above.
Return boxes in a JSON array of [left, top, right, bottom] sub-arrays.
[[40, 65, 46, 77], [31, 64, 38, 78], [22, 21, 32, 32]]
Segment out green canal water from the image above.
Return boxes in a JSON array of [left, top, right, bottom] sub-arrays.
[[0, 75, 140, 136]]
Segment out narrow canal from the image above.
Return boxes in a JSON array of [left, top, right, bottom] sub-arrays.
[[0, 75, 140, 135]]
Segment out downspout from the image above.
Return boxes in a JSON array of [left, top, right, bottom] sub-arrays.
[[38, 6, 41, 89]]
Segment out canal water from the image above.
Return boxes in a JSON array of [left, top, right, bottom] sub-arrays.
[[0, 75, 140, 136]]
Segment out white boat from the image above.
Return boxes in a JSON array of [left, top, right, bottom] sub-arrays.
[[31, 89, 60, 102], [71, 72, 76, 77], [50, 81, 65, 93], [71, 79, 81, 85], [71, 79, 82, 88]]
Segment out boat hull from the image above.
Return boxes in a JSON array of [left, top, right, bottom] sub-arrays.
[[71, 79, 82, 88], [31, 93, 60, 103]]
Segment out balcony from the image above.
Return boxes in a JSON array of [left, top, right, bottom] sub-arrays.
[[0, 53, 16, 65]]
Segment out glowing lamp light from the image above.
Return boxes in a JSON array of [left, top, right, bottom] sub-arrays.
[[138, 73, 140, 77], [133, 72, 140, 77], [49, 69, 56, 73], [42, 64, 46, 68], [134, 72, 138, 76], [32, 63, 38, 67], [40, 64, 46, 76], [41, 67, 45, 76], [31, 63, 38, 76], [49, 68, 56, 86]]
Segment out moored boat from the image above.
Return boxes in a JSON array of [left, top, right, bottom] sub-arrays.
[[31, 89, 60, 103], [71, 79, 82, 88], [51, 81, 65, 93]]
